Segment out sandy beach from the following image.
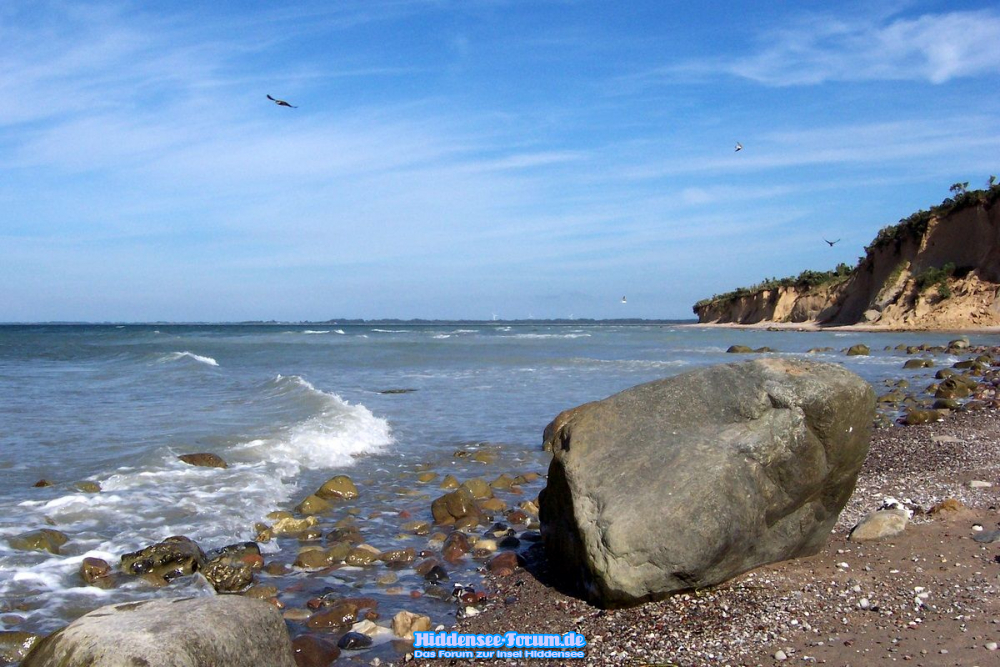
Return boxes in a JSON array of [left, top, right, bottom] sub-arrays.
[[395, 390, 1000, 666]]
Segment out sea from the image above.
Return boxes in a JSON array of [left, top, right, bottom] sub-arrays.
[[0, 322, 994, 644]]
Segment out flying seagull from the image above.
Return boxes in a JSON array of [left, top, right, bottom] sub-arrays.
[[734, 142, 742, 152], [621, 296, 627, 304], [824, 238, 841, 247], [267, 94, 297, 108]]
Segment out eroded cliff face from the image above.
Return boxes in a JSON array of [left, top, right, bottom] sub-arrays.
[[694, 198, 1000, 329]]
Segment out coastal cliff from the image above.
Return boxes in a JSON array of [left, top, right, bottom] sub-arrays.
[[694, 184, 1000, 329]]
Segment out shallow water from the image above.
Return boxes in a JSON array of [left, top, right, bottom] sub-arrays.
[[0, 323, 994, 645]]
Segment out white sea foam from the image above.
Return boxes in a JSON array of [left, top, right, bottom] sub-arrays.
[[512, 333, 591, 339], [433, 334, 451, 339], [0, 374, 391, 632], [303, 330, 330, 334], [160, 351, 219, 366], [372, 329, 407, 333], [333, 329, 346, 335]]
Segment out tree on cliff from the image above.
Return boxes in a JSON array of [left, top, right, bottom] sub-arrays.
[[950, 182, 969, 196]]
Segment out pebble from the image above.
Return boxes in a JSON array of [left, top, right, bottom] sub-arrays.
[[968, 480, 993, 488], [986, 641, 998, 651], [774, 649, 788, 660]]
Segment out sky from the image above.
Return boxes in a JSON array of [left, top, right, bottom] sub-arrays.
[[1, 0, 998, 322]]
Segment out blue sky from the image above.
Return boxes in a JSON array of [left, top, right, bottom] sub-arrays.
[[2, 0, 998, 322]]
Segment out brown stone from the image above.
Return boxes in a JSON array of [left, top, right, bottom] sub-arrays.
[[291, 634, 341, 667], [178, 452, 228, 468]]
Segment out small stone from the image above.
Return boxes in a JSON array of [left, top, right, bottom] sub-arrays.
[[337, 631, 372, 650], [775, 649, 788, 661], [969, 480, 993, 489], [178, 452, 228, 468], [985, 641, 998, 651]]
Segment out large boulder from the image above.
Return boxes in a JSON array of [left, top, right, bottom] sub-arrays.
[[21, 596, 295, 667], [539, 358, 874, 608]]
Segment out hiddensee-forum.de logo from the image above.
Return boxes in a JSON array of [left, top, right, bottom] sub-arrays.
[[412, 630, 587, 659]]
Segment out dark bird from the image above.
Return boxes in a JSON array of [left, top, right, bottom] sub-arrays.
[[267, 94, 297, 108], [734, 142, 743, 152], [824, 238, 841, 247]]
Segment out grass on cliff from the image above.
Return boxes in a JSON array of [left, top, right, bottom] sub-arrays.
[[695, 181, 1000, 311], [694, 263, 854, 309]]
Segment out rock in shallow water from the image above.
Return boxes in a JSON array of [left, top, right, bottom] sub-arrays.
[[21, 596, 294, 667], [539, 358, 874, 608]]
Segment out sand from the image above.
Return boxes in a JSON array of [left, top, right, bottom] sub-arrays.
[[394, 409, 1000, 667]]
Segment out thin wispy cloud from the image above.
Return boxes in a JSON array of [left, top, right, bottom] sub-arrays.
[[660, 8, 1000, 86]]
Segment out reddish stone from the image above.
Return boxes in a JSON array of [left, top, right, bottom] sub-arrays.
[[291, 634, 341, 667], [487, 551, 519, 573]]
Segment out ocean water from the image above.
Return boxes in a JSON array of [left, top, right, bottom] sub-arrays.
[[0, 323, 992, 639]]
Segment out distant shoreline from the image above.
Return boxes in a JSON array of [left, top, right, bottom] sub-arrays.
[[683, 321, 1000, 334]]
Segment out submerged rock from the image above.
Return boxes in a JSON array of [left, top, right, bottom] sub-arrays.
[[0, 631, 39, 664], [540, 358, 874, 607], [120, 536, 206, 583], [20, 597, 294, 667], [7, 529, 69, 555], [315, 475, 358, 500], [177, 452, 228, 468]]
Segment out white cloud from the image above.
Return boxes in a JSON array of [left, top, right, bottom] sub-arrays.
[[732, 9, 1000, 85]]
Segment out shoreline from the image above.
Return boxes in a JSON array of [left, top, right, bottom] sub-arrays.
[[396, 384, 1000, 666], [682, 321, 1000, 334]]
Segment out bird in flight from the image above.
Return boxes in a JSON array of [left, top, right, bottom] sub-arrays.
[[621, 296, 627, 304], [267, 94, 297, 108], [824, 238, 841, 247], [734, 142, 743, 152]]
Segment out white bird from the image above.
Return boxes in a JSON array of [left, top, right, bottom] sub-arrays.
[[267, 94, 297, 108], [734, 142, 743, 152]]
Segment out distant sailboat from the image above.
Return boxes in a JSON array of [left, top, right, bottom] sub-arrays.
[[621, 296, 627, 304]]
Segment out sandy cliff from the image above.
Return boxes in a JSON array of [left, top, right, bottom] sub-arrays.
[[694, 187, 1000, 329]]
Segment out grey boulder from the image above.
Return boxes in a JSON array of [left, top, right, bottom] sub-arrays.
[[22, 595, 294, 667], [540, 358, 874, 607]]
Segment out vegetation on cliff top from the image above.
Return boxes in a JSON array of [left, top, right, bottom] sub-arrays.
[[694, 179, 1000, 312]]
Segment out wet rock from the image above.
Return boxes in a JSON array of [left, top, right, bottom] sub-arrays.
[[455, 515, 481, 530], [540, 358, 874, 607], [0, 631, 40, 664], [423, 565, 448, 583], [506, 510, 529, 525], [379, 388, 416, 394], [345, 548, 378, 567], [271, 516, 318, 536], [487, 551, 519, 575], [315, 475, 358, 501], [120, 536, 206, 582], [7, 529, 69, 555], [845, 344, 870, 356], [460, 479, 492, 500], [294, 548, 336, 570], [471, 451, 497, 464], [849, 509, 909, 541], [177, 452, 228, 468], [337, 632, 372, 651], [902, 408, 946, 425], [416, 472, 437, 483], [296, 494, 333, 516], [306, 602, 358, 629], [202, 553, 255, 593], [376, 572, 399, 585], [726, 345, 753, 354], [21, 597, 294, 667], [438, 474, 460, 490], [442, 532, 471, 563], [75, 481, 102, 493], [380, 547, 416, 565], [519, 500, 539, 516], [80, 557, 112, 586], [291, 634, 341, 667], [489, 474, 515, 490], [754, 347, 776, 353], [32, 479, 53, 488], [498, 535, 520, 549], [391, 610, 431, 641], [903, 359, 933, 369], [807, 347, 833, 353], [935, 378, 971, 399], [243, 584, 279, 600], [431, 488, 478, 525], [933, 398, 962, 410], [479, 498, 506, 513]]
